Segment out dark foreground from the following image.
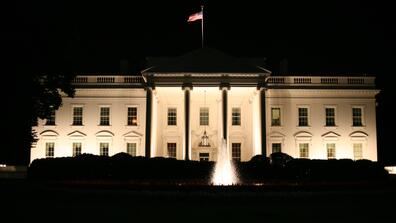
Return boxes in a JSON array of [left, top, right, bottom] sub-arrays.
[[1, 178, 395, 223]]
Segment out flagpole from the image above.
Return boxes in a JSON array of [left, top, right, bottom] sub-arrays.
[[201, 5, 204, 48]]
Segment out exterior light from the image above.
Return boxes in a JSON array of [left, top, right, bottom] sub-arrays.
[[199, 130, 210, 147]]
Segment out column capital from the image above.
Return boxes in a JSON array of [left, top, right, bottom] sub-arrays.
[[257, 83, 267, 90], [182, 83, 193, 90], [219, 83, 230, 90], [145, 83, 155, 90], [257, 86, 267, 91]]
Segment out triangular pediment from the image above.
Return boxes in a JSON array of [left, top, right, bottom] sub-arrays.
[[123, 131, 143, 138], [321, 131, 341, 138], [67, 130, 87, 138], [144, 47, 270, 74]]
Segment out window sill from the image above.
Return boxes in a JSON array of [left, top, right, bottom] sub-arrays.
[[324, 126, 338, 129], [98, 125, 111, 128], [352, 125, 365, 128], [297, 126, 311, 128], [270, 125, 283, 128]]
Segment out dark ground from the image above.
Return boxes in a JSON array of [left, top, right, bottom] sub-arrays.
[[1, 178, 395, 223]]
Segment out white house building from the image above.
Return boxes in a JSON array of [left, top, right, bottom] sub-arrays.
[[31, 48, 379, 162]]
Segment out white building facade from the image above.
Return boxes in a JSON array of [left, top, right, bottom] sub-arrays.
[[31, 48, 379, 162]]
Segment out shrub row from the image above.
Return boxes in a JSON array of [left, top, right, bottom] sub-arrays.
[[28, 152, 389, 182]]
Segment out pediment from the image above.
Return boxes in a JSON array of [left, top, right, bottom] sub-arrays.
[[321, 131, 340, 138], [294, 131, 313, 138], [67, 130, 87, 138], [95, 130, 114, 137], [349, 131, 368, 138], [123, 131, 143, 138], [40, 130, 59, 137], [269, 131, 286, 138]]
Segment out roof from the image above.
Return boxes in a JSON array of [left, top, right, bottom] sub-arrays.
[[143, 47, 271, 74]]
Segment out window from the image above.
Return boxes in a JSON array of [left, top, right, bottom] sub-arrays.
[[325, 108, 335, 126], [232, 107, 241, 126], [127, 107, 138, 126], [352, 107, 363, 126], [127, 143, 137, 156], [353, 143, 363, 160], [73, 107, 83, 125], [271, 108, 281, 126], [100, 142, 109, 156], [298, 107, 308, 126], [167, 108, 177, 126], [200, 107, 209, 126], [299, 143, 309, 158], [45, 110, 56, 125], [272, 143, 282, 153], [167, 143, 176, 158], [232, 143, 241, 161], [45, 142, 54, 158], [199, 153, 210, 161], [327, 143, 336, 159], [73, 142, 82, 156], [100, 107, 110, 125]]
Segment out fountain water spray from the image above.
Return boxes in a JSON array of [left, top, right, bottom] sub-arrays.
[[211, 139, 239, 185]]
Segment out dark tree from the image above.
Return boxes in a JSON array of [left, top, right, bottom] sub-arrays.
[[31, 72, 76, 139]]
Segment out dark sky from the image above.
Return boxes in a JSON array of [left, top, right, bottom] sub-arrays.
[[3, 0, 396, 164]]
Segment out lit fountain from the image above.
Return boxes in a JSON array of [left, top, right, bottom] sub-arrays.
[[211, 139, 239, 185]]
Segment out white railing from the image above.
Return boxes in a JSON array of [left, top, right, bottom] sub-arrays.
[[72, 75, 144, 85], [267, 76, 375, 87]]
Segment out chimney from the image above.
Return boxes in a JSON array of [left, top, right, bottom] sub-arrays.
[[120, 59, 129, 74], [279, 58, 288, 75]]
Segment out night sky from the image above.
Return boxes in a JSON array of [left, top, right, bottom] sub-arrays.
[[3, 0, 396, 164]]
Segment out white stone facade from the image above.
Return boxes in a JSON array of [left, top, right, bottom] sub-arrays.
[[31, 75, 379, 162]]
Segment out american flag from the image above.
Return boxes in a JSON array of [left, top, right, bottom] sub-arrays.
[[187, 11, 203, 22]]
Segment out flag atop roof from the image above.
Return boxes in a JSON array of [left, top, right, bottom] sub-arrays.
[[187, 11, 203, 22]]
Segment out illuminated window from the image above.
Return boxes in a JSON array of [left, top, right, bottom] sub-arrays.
[[167, 143, 176, 158], [100, 142, 109, 156], [352, 107, 363, 126], [299, 143, 309, 158], [327, 143, 336, 159], [167, 108, 177, 126], [73, 107, 83, 125], [45, 142, 54, 158], [272, 143, 282, 153], [232, 143, 241, 161], [232, 107, 241, 126], [325, 108, 335, 126], [271, 108, 281, 126], [45, 110, 56, 125], [353, 143, 363, 160], [199, 153, 210, 161], [200, 107, 209, 126], [127, 107, 138, 126], [73, 142, 82, 156], [100, 107, 110, 126], [127, 143, 137, 156], [298, 107, 308, 126]]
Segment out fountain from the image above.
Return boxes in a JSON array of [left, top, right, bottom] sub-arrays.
[[211, 139, 239, 185]]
